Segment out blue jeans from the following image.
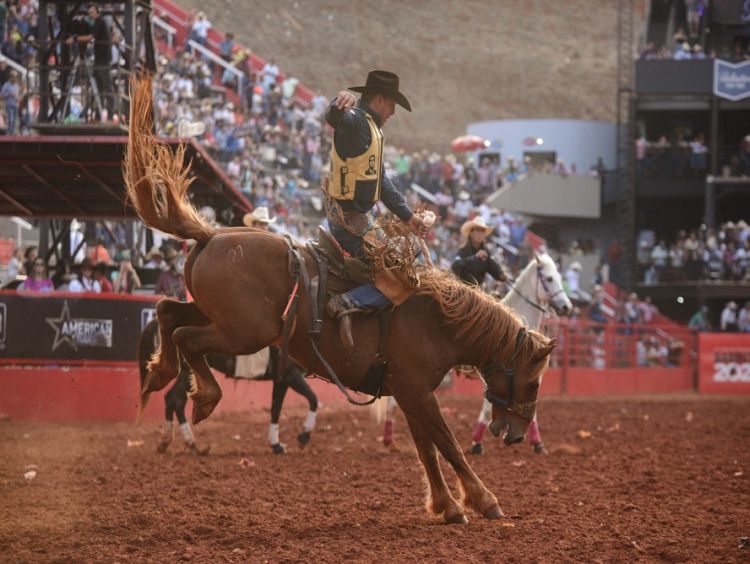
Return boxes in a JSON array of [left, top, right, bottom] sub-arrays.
[[345, 283, 390, 310], [329, 217, 390, 310], [5, 105, 17, 135]]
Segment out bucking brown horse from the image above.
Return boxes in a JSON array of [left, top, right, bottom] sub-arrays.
[[124, 77, 556, 523]]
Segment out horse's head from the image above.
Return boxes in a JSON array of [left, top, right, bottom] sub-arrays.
[[535, 253, 572, 317], [483, 329, 556, 446]]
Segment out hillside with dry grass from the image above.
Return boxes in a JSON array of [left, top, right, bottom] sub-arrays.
[[178, 0, 632, 151]]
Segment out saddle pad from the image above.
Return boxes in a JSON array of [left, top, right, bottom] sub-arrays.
[[233, 348, 271, 380]]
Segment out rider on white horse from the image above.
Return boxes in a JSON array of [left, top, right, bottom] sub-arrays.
[[468, 251, 572, 455]]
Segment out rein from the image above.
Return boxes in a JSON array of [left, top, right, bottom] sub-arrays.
[[482, 328, 537, 422]]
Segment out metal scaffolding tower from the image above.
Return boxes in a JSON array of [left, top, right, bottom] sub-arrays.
[[36, 0, 156, 126], [616, 0, 636, 290]]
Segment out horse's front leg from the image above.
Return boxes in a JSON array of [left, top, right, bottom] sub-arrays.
[[403, 393, 503, 520], [402, 412, 467, 524]]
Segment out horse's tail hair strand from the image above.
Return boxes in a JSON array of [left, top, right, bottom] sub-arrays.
[[123, 75, 214, 245]]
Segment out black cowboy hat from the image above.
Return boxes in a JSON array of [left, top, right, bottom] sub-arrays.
[[348, 70, 412, 112]]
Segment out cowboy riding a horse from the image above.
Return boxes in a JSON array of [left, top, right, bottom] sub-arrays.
[[126, 71, 555, 523]]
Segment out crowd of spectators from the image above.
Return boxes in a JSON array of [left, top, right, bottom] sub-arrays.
[[0, 0, 38, 134], [638, 0, 750, 63], [636, 131, 750, 179], [638, 221, 750, 284]]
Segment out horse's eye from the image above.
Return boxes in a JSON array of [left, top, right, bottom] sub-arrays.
[[546, 276, 554, 283], [528, 379, 540, 391]]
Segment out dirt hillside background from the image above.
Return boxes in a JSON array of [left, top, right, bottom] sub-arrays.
[[178, 0, 641, 151]]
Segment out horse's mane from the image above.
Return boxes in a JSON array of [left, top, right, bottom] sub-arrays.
[[416, 269, 549, 366]]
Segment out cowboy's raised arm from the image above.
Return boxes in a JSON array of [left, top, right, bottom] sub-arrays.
[[325, 90, 357, 131]]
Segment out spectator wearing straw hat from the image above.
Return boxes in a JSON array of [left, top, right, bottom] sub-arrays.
[[144, 246, 167, 271], [243, 206, 277, 230], [452, 216, 506, 287]]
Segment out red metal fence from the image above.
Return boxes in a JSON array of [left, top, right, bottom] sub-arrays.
[[536, 319, 698, 396]]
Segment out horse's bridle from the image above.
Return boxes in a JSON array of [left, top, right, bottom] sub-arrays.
[[508, 265, 566, 315], [482, 328, 537, 423]]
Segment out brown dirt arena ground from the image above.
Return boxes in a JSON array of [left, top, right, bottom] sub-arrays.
[[1, 393, 749, 563]]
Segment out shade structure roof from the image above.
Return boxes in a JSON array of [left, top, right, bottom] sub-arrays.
[[0, 135, 251, 219]]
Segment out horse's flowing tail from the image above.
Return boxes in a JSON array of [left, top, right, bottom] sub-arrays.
[[123, 75, 214, 245]]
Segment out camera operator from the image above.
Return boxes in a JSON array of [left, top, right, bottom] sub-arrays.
[[66, 4, 112, 120]]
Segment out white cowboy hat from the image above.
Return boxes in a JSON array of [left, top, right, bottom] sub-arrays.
[[243, 207, 276, 226], [145, 246, 164, 260], [460, 216, 494, 239]]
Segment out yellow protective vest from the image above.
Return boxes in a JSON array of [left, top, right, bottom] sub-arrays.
[[326, 111, 383, 202]]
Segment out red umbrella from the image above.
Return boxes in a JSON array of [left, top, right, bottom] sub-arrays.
[[451, 135, 489, 153]]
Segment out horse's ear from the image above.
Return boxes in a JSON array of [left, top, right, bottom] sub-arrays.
[[534, 338, 557, 362], [534, 252, 541, 264]]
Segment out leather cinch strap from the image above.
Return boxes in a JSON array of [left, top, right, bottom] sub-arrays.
[[281, 236, 382, 406]]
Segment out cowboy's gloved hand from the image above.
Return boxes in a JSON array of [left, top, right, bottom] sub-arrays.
[[408, 215, 429, 237], [475, 249, 488, 260], [334, 90, 356, 111]]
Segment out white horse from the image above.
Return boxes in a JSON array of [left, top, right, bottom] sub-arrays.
[[468, 252, 572, 454], [374, 252, 571, 453]]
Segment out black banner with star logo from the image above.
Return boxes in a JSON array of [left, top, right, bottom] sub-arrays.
[[0, 292, 160, 363]]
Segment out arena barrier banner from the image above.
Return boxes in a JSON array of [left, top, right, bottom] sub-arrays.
[[698, 333, 750, 394], [0, 291, 160, 364]]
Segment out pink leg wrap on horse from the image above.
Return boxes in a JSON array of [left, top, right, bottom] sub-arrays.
[[472, 421, 487, 443], [383, 419, 395, 446], [527, 419, 542, 445]]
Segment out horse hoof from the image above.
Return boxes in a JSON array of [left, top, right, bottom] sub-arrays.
[[271, 443, 286, 455], [482, 504, 504, 520], [297, 431, 311, 447], [156, 438, 171, 453], [533, 443, 549, 455], [444, 511, 469, 525], [468, 443, 484, 455], [188, 442, 210, 457]]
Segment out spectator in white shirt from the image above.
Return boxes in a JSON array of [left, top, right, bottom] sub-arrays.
[[189, 12, 211, 47], [720, 301, 739, 331]]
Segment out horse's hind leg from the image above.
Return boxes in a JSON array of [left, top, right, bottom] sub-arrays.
[[144, 300, 209, 395], [403, 411, 467, 524], [172, 323, 245, 424], [402, 393, 503, 520]]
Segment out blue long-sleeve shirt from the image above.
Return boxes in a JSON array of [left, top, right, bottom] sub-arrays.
[[325, 99, 413, 222]]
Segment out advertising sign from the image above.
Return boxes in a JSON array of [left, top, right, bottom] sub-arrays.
[[714, 59, 750, 102], [0, 292, 160, 364], [698, 333, 750, 394]]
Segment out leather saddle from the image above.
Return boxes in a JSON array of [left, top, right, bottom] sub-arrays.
[[307, 227, 372, 296]]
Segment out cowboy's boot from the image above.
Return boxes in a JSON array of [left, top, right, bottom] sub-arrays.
[[326, 294, 355, 348]]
